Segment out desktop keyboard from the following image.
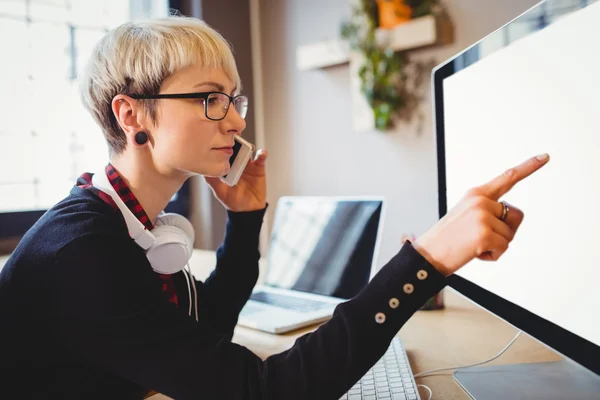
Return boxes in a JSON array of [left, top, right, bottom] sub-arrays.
[[340, 337, 421, 400], [250, 291, 333, 313]]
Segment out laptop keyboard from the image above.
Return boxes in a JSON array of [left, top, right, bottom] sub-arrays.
[[250, 291, 334, 313], [340, 337, 420, 400]]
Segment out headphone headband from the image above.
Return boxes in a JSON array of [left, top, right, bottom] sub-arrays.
[[91, 170, 156, 250]]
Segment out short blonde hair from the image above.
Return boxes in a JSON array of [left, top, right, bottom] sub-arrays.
[[79, 15, 241, 156]]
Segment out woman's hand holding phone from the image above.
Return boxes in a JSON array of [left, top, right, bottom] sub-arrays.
[[204, 136, 268, 212]]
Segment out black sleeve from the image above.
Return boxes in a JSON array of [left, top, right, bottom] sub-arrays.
[[198, 207, 265, 338], [51, 233, 446, 400]]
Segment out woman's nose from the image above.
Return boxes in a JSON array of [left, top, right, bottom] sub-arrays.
[[221, 105, 246, 134]]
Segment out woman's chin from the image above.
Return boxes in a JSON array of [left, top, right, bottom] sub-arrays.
[[202, 164, 231, 178], [187, 160, 230, 178]]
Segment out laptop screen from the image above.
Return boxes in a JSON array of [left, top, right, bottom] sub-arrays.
[[264, 197, 383, 300]]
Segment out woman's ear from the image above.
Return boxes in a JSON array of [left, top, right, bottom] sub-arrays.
[[111, 94, 145, 136]]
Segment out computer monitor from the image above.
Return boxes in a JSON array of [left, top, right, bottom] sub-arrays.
[[433, 0, 600, 398]]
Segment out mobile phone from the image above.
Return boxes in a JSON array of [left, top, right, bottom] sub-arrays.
[[221, 135, 255, 186]]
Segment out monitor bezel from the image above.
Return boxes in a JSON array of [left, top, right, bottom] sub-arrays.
[[432, 0, 600, 376]]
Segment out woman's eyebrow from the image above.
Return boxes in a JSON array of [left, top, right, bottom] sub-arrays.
[[193, 81, 237, 95], [193, 81, 224, 91]]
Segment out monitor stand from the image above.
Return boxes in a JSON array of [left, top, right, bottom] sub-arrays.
[[453, 359, 600, 399]]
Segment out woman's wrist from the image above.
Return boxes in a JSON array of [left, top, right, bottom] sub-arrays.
[[411, 239, 452, 277], [226, 202, 267, 213]]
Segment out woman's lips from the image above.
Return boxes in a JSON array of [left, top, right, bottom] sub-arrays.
[[214, 147, 234, 155]]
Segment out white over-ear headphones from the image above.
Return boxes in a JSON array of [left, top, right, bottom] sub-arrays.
[[91, 169, 195, 275]]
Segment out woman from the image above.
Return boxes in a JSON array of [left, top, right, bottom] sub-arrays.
[[0, 15, 549, 399]]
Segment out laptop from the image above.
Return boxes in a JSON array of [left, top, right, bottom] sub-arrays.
[[238, 196, 385, 334]]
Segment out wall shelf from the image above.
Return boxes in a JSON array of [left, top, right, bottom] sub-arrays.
[[296, 14, 454, 71]]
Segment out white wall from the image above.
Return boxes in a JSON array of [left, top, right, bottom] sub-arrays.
[[258, 0, 541, 267]]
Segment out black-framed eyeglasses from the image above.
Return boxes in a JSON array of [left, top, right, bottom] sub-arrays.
[[130, 91, 249, 121]]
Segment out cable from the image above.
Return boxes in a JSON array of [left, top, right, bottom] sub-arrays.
[[417, 384, 433, 400], [186, 263, 198, 322], [414, 330, 522, 378], [182, 268, 193, 318]]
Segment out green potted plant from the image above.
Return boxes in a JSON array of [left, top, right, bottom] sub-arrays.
[[340, 0, 439, 131]]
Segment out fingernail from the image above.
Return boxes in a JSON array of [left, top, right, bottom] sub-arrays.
[[535, 153, 549, 161]]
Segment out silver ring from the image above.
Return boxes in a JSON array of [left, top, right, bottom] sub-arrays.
[[499, 201, 509, 221]]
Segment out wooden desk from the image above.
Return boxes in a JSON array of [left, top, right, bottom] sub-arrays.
[[0, 251, 561, 399]]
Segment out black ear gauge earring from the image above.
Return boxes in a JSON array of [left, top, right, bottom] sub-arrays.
[[134, 131, 148, 145]]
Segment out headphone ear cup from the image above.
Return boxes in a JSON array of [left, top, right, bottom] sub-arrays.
[[146, 225, 190, 274], [154, 213, 195, 261]]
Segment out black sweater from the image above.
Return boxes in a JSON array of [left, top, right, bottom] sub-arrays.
[[0, 186, 447, 399]]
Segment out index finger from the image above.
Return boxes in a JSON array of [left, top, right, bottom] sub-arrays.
[[476, 153, 550, 200]]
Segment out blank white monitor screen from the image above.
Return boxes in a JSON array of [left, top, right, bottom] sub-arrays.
[[442, 1, 600, 347]]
